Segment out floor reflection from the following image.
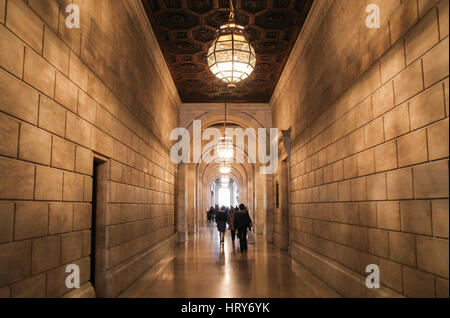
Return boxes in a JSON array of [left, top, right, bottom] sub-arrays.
[[120, 224, 339, 298]]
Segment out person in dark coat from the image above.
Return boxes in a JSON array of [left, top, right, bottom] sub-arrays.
[[234, 204, 252, 252], [215, 207, 228, 243], [207, 207, 214, 223], [213, 205, 219, 223], [227, 207, 237, 243]]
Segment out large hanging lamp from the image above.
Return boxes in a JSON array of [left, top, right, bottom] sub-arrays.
[[207, 0, 256, 86], [216, 136, 233, 161]]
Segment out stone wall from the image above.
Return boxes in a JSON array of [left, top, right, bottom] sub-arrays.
[[0, 0, 179, 297], [271, 0, 449, 297]]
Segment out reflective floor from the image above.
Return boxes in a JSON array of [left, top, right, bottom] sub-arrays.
[[120, 223, 339, 298]]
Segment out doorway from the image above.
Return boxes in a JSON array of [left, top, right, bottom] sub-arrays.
[[91, 157, 109, 297], [218, 187, 231, 207]]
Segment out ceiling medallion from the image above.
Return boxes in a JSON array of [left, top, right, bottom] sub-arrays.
[[207, 0, 256, 87]]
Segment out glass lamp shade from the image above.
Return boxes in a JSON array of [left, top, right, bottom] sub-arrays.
[[219, 161, 232, 174], [216, 136, 234, 162], [207, 23, 256, 85]]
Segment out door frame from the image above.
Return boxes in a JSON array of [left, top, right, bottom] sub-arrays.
[[91, 155, 110, 297]]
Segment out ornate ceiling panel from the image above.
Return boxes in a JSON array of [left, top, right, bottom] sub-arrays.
[[142, 0, 313, 103]]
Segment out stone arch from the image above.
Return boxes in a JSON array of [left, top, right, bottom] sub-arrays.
[[177, 103, 273, 239]]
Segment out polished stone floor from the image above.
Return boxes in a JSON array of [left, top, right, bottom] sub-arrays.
[[120, 223, 339, 298]]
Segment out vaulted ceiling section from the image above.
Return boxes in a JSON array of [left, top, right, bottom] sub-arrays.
[[142, 0, 313, 103]]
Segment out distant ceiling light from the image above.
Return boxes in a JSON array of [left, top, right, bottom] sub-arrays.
[[207, 0, 256, 86], [216, 136, 234, 162], [221, 175, 230, 185], [219, 161, 232, 174]]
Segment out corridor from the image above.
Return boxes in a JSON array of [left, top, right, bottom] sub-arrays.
[[120, 224, 339, 298], [0, 0, 448, 300]]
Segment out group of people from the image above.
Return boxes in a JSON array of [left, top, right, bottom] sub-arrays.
[[207, 204, 253, 252]]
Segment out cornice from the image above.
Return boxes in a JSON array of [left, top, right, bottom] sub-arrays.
[[270, 0, 333, 107], [123, 0, 181, 107], [180, 103, 271, 112]]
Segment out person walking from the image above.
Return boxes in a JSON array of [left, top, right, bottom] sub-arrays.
[[207, 207, 213, 223], [227, 207, 237, 243], [234, 204, 252, 252], [208, 206, 216, 223], [213, 205, 219, 223], [215, 207, 228, 244]]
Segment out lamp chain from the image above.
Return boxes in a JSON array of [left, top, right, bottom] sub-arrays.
[[229, 0, 235, 22], [224, 86, 227, 132]]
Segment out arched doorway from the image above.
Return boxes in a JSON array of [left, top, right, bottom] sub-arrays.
[[218, 187, 231, 207], [177, 103, 274, 241]]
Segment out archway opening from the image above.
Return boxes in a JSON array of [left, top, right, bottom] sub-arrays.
[[218, 187, 231, 207]]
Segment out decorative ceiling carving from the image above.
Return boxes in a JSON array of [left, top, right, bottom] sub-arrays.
[[142, 0, 313, 103]]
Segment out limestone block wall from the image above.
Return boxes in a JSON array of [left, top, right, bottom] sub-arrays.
[[0, 0, 179, 297], [271, 0, 449, 297]]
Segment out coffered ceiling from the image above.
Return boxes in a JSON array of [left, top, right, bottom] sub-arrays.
[[142, 0, 313, 103]]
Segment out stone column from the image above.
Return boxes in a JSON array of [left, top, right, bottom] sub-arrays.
[[187, 163, 196, 234], [280, 160, 289, 250], [255, 170, 267, 235], [281, 129, 291, 253], [265, 173, 274, 243], [177, 164, 188, 243]]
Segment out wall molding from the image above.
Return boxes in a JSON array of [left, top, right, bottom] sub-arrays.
[[123, 0, 181, 108], [180, 103, 271, 112], [270, 0, 333, 107], [290, 242, 403, 298], [111, 233, 178, 297]]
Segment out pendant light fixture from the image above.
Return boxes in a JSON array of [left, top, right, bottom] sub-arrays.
[[215, 96, 234, 162], [207, 0, 256, 86], [219, 161, 232, 174]]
